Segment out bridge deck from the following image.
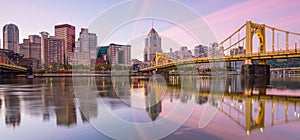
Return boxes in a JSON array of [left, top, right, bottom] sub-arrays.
[[140, 52, 300, 72]]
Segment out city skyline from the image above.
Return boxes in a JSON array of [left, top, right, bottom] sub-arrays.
[[0, 0, 299, 50]]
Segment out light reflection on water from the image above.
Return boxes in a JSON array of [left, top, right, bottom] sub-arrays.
[[0, 75, 300, 139]]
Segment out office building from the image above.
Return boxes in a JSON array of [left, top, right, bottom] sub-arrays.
[[107, 43, 131, 66], [74, 28, 97, 65], [230, 46, 246, 55], [174, 46, 192, 59], [194, 45, 208, 58], [19, 35, 41, 66], [55, 24, 75, 65], [40, 31, 49, 65], [45, 36, 65, 66], [144, 28, 162, 62], [3, 24, 19, 53]]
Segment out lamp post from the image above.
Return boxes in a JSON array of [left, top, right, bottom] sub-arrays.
[[295, 41, 298, 53], [277, 33, 280, 54]]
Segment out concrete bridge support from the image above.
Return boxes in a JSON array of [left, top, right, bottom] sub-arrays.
[[241, 64, 270, 75]]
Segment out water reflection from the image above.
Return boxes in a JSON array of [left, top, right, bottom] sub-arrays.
[[5, 95, 21, 128], [0, 75, 300, 139], [93, 75, 300, 136], [0, 78, 78, 128]]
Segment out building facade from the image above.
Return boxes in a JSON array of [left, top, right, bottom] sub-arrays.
[[194, 45, 208, 58], [3, 24, 19, 53], [230, 46, 246, 55], [174, 46, 192, 59], [44, 37, 65, 66], [40, 32, 49, 65], [54, 24, 75, 65], [107, 43, 131, 66], [144, 28, 162, 62], [19, 35, 41, 67], [74, 28, 97, 65], [95, 46, 109, 65]]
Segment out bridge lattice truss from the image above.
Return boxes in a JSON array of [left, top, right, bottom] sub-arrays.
[[0, 50, 27, 72], [141, 21, 300, 72]]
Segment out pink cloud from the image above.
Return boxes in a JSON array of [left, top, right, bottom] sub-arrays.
[[204, 0, 300, 42]]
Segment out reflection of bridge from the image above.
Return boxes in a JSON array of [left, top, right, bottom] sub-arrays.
[[93, 75, 300, 134], [140, 21, 300, 74], [270, 67, 300, 74], [166, 75, 300, 135], [0, 50, 27, 75], [215, 91, 300, 135]]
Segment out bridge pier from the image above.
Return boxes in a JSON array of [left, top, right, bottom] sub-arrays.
[[241, 74, 270, 96], [241, 64, 270, 75], [156, 69, 169, 77]]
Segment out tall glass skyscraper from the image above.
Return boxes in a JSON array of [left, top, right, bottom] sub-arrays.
[[3, 24, 19, 53], [144, 28, 162, 62]]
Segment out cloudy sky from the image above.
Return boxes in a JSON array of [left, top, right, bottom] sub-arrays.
[[0, 0, 299, 58]]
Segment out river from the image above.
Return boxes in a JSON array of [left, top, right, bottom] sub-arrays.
[[0, 75, 300, 140]]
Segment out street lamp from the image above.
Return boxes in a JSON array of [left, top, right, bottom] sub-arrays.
[[277, 33, 280, 54], [295, 41, 298, 53]]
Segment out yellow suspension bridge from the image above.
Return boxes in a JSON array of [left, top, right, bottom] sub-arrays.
[[140, 21, 300, 73]]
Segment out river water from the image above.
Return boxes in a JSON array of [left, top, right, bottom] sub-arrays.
[[0, 75, 300, 140]]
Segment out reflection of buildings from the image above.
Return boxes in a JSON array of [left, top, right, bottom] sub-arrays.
[[96, 77, 131, 110], [55, 105, 77, 127], [145, 80, 162, 121], [146, 101, 162, 121], [41, 77, 78, 127], [74, 77, 98, 121], [197, 95, 208, 105], [131, 78, 144, 89], [5, 95, 21, 128], [51, 78, 77, 127], [0, 77, 102, 128]]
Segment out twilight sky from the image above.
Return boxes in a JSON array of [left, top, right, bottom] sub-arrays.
[[0, 0, 299, 55]]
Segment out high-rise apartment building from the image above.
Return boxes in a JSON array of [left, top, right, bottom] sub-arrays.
[[144, 28, 162, 62], [107, 43, 131, 66], [40, 31, 49, 65], [44, 36, 65, 66], [54, 24, 75, 65], [3, 24, 19, 53], [19, 35, 41, 65]]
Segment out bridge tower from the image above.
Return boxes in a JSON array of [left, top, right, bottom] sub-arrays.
[[242, 21, 270, 75]]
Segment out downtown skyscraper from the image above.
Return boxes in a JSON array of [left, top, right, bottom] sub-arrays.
[[74, 28, 97, 65], [144, 28, 162, 63], [54, 24, 75, 65], [3, 24, 19, 53]]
